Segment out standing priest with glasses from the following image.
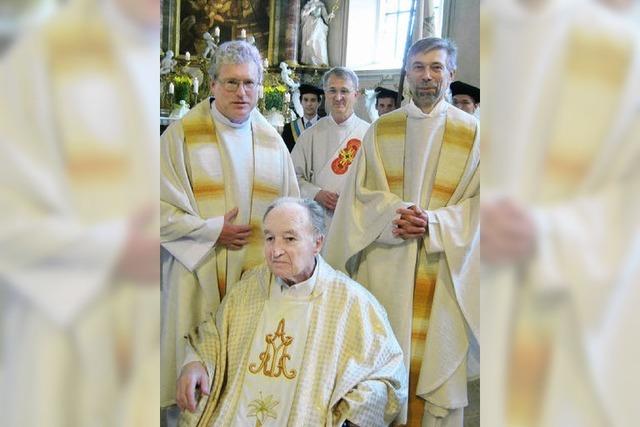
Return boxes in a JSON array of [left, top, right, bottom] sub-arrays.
[[160, 40, 299, 423]]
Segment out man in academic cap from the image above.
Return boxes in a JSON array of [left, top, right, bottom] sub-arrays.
[[281, 83, 324, 151], [450, 80, 480, 115], [375, 86, 400, 116]]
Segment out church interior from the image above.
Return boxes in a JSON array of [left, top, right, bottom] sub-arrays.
[[2, 0, 640, 426], [160, 0, 479, 132]]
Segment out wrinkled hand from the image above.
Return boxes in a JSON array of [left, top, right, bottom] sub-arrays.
[[393, 205, 428, 239], [314, 190, 339, 211], [217, 207, 252, 250], [481, 197, 536, 265], [176, 362, 210, 413], [116, 205, 160, 283]]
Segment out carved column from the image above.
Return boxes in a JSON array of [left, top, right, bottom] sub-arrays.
[[284, 0, 300, 66]]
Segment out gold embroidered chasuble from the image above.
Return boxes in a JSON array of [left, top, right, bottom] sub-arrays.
[[324, 101, 480, 425], [160, 100, 299, 406], [179, 257, 407, 427]]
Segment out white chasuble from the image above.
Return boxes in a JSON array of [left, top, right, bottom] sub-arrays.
[[291, 113, 369, 231], [323, 100, 479, 425], [292, 114, 370, 198]]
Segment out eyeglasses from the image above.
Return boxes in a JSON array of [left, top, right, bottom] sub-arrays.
[[217, 78, 259, 92], [325, 87, 355, 96]]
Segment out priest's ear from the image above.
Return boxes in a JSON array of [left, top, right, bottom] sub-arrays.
[[448, 67, 456, 82], [314, 234, 325, 254], [306, 198, 326, 254]]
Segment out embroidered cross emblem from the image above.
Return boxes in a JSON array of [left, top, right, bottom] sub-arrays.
[[331, 138, 361, 175]]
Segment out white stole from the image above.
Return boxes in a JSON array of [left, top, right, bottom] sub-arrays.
[[235, 276, 313, 426]]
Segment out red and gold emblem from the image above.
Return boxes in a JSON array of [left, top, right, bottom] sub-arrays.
[[331, 138, 361, 175]]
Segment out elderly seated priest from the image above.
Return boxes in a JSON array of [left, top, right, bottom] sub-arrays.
[[176, 197, 407, 426]]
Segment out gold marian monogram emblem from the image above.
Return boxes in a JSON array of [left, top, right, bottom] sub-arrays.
[[248, 318, 297, 379]]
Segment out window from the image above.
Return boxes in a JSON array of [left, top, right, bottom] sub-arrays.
[[346, 0, 444, 70]]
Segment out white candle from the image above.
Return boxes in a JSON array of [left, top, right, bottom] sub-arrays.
[[284, 92, 290, 102], [168, 82, 174, 94], [193, 77, 199, 94], [214, 26, 220, 37], [240, 29, 246, 39], [263, 58, 269, 69], [185, 51, 191, 61]]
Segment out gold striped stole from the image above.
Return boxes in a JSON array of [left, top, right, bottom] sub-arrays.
[[183, 101, 229, 297], [375, 106, 475, 425], [183, 101, 285, 298]]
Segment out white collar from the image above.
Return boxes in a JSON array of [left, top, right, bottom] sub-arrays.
[[303, 115, 319, 125], [406, 98, 448, 119], [272, 257, 319, 299], [210, 98, 252, 129], [329, 112, 357, 127]]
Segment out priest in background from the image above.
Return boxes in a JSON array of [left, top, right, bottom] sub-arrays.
[[176, 197, 407, 426], [291, 67, 370, 230], [325, 37, 479, 426], [160, 40, 299, 423], [281, 83, 323, 152]]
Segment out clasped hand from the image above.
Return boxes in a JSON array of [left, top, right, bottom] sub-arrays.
[[392, 205, 428, 239], [314, 190, 339, 211]]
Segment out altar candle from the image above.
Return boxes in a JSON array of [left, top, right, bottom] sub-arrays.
[[240, 29, 246, 39], [193, 77, 199, 94], [185, 51, 191, 61], [168, 82, 174, 94], [214, 26, 220, 37]]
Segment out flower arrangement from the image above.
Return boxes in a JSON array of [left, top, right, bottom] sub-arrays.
[[173, 75, 193, 105], [263, 84, 287, 110]]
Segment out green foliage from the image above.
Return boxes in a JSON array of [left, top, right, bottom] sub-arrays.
[[263, 85, 287, 110], [173, 75, 193, 104]]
